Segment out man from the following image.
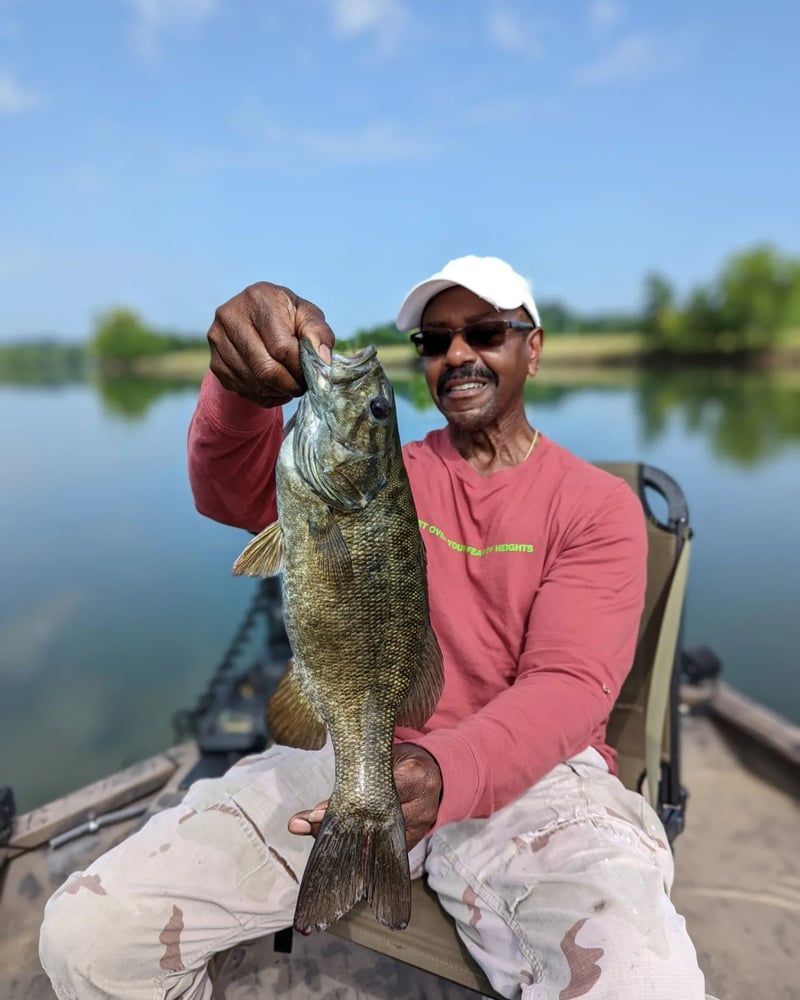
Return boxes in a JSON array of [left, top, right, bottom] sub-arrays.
[[40, 256, 710, 999]]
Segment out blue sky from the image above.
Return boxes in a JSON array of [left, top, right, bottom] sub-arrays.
[[2, 0, 799, 342]]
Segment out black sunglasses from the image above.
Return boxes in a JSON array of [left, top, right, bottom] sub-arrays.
[[409, 320, 537, 358]]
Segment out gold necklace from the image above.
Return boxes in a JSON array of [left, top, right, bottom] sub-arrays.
[[522, 428, 540, 463]]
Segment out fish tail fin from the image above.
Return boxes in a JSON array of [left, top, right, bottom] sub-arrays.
[[294, 803, 410, 933], [365, 805, 412, 930]]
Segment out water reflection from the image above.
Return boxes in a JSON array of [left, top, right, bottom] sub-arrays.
[[392, 371, 586, 412], [634, 369, 800, 466], [392, 367, 800, 467], [93, 374, 201, 419], [6, 365, 800, 464]]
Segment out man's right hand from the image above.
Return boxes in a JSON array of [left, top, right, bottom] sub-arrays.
[[207, 282, 335, 408]]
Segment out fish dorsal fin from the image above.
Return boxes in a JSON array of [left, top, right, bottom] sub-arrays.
[[232, 521, 284, 577], [267, 660, 327, 750], [308, 509, 353, 584], [395, 625, 444, 729]]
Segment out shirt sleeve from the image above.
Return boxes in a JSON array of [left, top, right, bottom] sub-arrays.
[[187, 371, 283, 532], [413, 479, 648, 830]]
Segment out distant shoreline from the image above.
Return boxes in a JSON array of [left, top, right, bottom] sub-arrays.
[[3, 331, 800, 387], [123, 331, 800, 382]]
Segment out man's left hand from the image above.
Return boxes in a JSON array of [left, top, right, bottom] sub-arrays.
[[288, 743, 442, 852]]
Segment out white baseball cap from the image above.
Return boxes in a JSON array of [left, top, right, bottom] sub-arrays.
[[396, 255, 541, 331]]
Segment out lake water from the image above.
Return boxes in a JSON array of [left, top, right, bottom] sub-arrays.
[[2, 366, 799, 812]]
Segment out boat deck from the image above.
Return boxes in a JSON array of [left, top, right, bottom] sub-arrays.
[[1, 702, 797, 999]]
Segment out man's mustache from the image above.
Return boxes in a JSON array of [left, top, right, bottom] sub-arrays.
[[437, 364, 497, 395]]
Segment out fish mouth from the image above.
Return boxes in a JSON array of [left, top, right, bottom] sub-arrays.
[[299, 337, 389, 444], [300, 338, 379, 393], [293, 338, 393, 511]]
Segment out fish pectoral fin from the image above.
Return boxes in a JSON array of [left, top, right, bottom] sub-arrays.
[[267, 660, 327, 750], [395, 625, 445, 729], [307, 511, 353, 583], [232, 521, 284, 577]]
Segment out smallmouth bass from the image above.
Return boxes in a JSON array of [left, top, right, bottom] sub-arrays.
[[233, 339, 443, 933]]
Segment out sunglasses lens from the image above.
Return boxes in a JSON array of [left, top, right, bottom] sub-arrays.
[[412, 321, 520, 357], [465, 322, 507, 348], [413, 332, 450, 356]]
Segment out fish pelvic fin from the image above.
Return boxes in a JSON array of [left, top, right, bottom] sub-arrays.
[[395, 625, 445, 729], [294, 803, 410, 934], [307, 510, 353, 584], [232, 521, 284, 577], [266, 660, 327, 750]]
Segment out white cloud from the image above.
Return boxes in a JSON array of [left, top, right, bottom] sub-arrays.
[[171, 124, 429, 169], [589, 0, 623, 29], [0, 591, 82, 681], [488, 9, 524, 53], [302, 121, 427, 161], [324, 0, 408, 55], [576, 34, 657, 86], [460, 96, 530, 127], [227, 92, 428, 164], [229, 94, 287, 145], [0, 70, 45, 113], [487, 7, 541, 56], [122, 0, 219, 55]]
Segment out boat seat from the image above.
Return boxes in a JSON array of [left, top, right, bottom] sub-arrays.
[[323, 461, 693, 996]]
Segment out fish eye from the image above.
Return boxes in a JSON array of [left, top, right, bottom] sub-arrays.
[[368, 395, 391, 422]]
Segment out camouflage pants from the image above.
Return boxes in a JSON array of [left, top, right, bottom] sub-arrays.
[[39, 742, 710, 1000]]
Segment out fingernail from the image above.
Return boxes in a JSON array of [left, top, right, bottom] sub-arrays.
[[308, 808, 326, 823]]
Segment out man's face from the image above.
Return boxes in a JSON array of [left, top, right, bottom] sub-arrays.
[[419, 286, 542, 432]]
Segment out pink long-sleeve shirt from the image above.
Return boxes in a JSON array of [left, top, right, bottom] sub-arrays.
[[188, 372, 648, 831]]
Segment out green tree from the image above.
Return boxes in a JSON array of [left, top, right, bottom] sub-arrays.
[[537, 300, 572, 333], [716, 245, 798, 349], [89, 308, 169, 363], [0, 339, 87, 384], [639, 246, 800, 355], [784, 265, 800, 329], [683, 286, 724, 351], [641, 273, 684, 350], [340, 322, 402, 350]]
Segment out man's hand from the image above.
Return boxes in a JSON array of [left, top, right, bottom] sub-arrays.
[[288, 744, 442, 852], [208, 281, 335, 407], [391, 743, 442, 848]]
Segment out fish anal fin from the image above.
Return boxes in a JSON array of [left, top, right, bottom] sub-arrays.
[[232, 521, 284, 577], [308, 510, 353, 584], [267, 661, 327, 750], [395, 625, 445, 729]]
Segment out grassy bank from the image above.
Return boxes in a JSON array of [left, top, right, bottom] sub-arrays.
[[124, 349, 211, 379], [117, 327, 800, 382], [126, 334, 644, 380]]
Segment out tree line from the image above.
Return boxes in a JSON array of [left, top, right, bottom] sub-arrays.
[[87, 308, 206, 363], [342, 245, 800, 356], [641, 245, 800, 355], [2, 244, 798, 374]]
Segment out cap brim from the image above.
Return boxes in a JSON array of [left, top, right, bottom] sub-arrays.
[[396, 278, 461, 331]]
